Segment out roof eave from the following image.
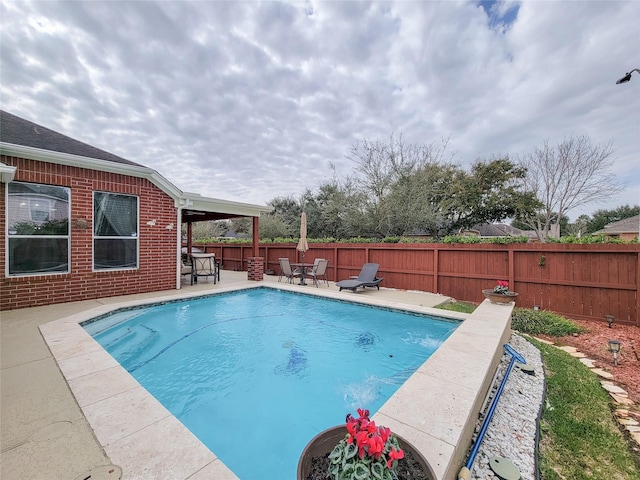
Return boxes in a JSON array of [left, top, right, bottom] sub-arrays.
[[1, 142, 182, 200], [1, 142, 274, 216], [181, 192, 274, 217]]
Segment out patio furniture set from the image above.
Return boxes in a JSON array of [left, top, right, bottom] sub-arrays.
[[278, 258, 383, 291]]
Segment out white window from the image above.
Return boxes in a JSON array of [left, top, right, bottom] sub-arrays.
[[93, 192, 139, 270], [6, 181, 70, 275]]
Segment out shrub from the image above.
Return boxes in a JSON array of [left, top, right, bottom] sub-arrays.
[[511, 308, 585, 337], [442, 235, 483, 244], [381, 236, 401, 243]]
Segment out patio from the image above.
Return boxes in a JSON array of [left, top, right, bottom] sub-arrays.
[[1, 271, 514, 480]]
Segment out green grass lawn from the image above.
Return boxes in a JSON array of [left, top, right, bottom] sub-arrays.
[[530, 338, 640, 479], [434, 302, 640, 479]]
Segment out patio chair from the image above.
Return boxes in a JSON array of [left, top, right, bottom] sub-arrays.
[[278, 258, 301, 284], [191, 253, 220, 284], [307, 259, 329, 287], [336, 263, 383, 292], [181, 255, 193, 285]]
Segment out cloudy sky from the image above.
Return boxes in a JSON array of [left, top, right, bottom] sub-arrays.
[[1, 0, 638, 220]]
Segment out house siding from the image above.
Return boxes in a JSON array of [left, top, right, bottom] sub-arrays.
[[1, 156, 178, 310]]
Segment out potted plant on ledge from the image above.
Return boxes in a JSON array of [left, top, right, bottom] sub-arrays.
[[297, 408, 435, 480], [482, 280, 518, 305]]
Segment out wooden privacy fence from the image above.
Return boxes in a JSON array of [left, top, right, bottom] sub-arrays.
[[188, 242, 639, 325]]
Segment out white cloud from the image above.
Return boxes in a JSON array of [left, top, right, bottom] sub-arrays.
[[1, 0, 638, 220]]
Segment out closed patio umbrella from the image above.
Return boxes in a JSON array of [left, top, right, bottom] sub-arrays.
[[297, 212, 309, 284]]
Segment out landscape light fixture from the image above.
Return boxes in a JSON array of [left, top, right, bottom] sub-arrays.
[[605, 314, 615, 328], [607, 340, 621, 366], [616, 68, 640, 84]]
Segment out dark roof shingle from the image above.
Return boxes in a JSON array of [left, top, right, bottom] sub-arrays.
[[0, 110, 142, 167]]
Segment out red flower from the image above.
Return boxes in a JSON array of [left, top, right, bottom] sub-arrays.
[[378, 426, 390, 444], [346, 417, 358, 437], [357, 408, 370, 420], [368, 434, 385, 458], [387, 446, 404, 469], [354, 430, 370, 456]]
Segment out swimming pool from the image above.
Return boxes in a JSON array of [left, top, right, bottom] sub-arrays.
[[83, 288, 459, 479]]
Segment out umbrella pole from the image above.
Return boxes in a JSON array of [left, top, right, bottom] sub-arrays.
[[300, 251, 306, 285]]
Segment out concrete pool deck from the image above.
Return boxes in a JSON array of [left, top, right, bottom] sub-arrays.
[[1, 271, 514, 480]]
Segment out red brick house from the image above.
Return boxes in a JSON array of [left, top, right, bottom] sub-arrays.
[[1, 111, 272, 310]]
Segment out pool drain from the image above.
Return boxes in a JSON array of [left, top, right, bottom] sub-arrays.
[[73, 465, 122, 480]]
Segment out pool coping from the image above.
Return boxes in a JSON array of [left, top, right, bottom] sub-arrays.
[[39, 282, 514, 480]]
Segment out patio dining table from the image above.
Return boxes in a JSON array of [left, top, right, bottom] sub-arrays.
[[291, 262, 313, 285]]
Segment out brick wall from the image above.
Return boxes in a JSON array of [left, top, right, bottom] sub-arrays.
[[1, 156, 179, 310], [247, 256, 264, 281]]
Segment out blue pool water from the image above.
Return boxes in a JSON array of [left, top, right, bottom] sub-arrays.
[[84, 288, 459, 479]]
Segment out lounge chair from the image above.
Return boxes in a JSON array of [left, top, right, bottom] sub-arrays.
[[278, 258, 301, 284], [307, 259, 329, 287], [336, 263, 383, 292], [191, 253, 220, 284]]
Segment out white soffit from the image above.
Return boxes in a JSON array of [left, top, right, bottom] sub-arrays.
[[182, 192, 274, 217]]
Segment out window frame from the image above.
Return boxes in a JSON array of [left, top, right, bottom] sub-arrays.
[[6, 181, 71, 277], [92, 191, 139, 271]]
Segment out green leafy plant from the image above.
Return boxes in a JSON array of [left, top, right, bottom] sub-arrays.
[[511, 308, 584, 336], [548, 234, 636, 244], [441, 235, 530, 244], [441, 235, 483, 244], [493, 280, 510, 294], [328, 409, 405, 480], [381, 236, 401, 243]]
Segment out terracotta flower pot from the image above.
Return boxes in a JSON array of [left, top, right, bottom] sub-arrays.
[[482, 289, 518, 305], [297, 425, 436, 480]]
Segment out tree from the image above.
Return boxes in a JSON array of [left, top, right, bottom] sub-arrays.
[[303, 177, 369, 239], [383, 162, 459, 237], [516, 136, 622, 242], [267, 196, 303, 228], [383, 157, 540, 238], [346, 134, 452, 236], [230, 217, 251, 237], [445, 158, 540, 234], [183, 220, 227, 241], [566, 214, 591, 238], [259, 213, 291, 239]]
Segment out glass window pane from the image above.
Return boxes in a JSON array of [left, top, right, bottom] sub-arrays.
[[8, 238, 69, 275], [6, 182, 70, 276], [94, 239, 137, 270], [94, 192, 138, 237], [7, 182, 70, 236], [93, 192, 138, 271]]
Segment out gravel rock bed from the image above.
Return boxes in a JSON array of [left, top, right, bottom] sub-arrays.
[[467, 333, 545, 480]]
